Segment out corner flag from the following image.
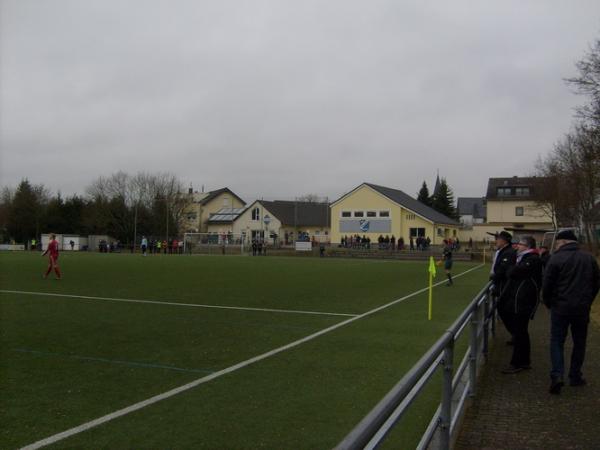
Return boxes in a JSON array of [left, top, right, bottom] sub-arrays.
[[428, 256, 437, 320]]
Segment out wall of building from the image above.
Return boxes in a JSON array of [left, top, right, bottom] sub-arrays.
[[181, 192, 245, 233], [330, 185, 399, 243], [232, 202, 282, 244], [330, 185, 458, 245], [486, 200, 553, 224]]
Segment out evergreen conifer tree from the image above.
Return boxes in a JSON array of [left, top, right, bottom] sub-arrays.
[[417, 181, 432, 206], [431, 178, 458, 220]]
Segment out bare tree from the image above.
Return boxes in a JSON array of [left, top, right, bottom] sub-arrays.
[[85, 172, 191, 242], [537, 126, 600, 252], [296, 194, 323, 203], [566, 38, 600, 125]]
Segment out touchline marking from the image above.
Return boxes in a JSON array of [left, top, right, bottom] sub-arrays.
[[20, 264, 483, 450], [0, 290, 358, 318]]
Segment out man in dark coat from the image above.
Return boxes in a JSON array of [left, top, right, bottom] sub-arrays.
[[498, 236, 542, 373], [543, 229, 600, 394], [490, 231, 517, 341]]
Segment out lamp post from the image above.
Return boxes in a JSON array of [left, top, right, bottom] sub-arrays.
[[263, 214, 271, 244]]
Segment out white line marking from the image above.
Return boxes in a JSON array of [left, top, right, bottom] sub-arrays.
[[0, 290, 358, 318], [20, 264, 483, 450]]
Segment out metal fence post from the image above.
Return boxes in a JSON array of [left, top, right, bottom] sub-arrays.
[[483, 293, 490, 361], [490, 294, 497, 338], [439, 337, 454, 450], [469, 305, 479, 397]]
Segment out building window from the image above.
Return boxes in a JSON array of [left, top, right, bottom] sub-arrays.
[[437, 228, 443, 236], [515, 187, 530, 196], [341, 211, 351, 218], [354, 211, 364, 217], [406, 213, 416, 220], [366, 211, 376, 217], [515, 206, 524, 216], [379, 211, 390, 217], [251, 207, 260, 221], [223, 196, 230, 206], [497, 187, 512, 196], [187, 213, 197, 220], [410, 227, 426, 237]]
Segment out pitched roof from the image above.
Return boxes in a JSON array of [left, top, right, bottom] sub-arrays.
[[363, 183, 459, 225], [457, 197, 487, 219], [198, 188, 246, 206], [207, 207, 246, 224], [259, 200, 330, 227], [486, 177, 541, 200]]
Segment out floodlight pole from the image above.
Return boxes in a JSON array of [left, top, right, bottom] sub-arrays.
[[133, 203, 138, 252]]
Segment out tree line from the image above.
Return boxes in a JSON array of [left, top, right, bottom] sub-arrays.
[[0, 172, 191, 245]]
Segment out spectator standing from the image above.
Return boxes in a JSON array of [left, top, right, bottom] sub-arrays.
[[498, 236, 542, 374], [490, 231, 517, 344], [543, 230, 600, 394], [141, 236, 148, 256], [538, 245, 551, 269]]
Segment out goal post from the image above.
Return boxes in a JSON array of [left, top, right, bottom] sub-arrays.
[[183, 232, 246, 255]]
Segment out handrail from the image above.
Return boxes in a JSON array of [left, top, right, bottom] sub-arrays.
[[335, 282, 495, 450]]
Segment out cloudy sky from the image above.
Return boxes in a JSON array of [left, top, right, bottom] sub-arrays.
[[1, 0, 599, 202]]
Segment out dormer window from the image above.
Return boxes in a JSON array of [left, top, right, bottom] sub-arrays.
[[515, 187, 530, 196], [497, 187, 511, 196]]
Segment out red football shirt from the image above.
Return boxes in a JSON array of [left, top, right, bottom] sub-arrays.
[[47, 240, 59, 258]]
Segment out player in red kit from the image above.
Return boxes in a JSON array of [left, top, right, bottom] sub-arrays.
[[42, 233, 62, 279]]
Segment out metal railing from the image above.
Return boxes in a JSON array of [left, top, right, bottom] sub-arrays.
[[335, 282, 496, 450]]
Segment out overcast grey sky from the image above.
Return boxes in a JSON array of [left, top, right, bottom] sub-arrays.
[[1, 0, 599, 202]]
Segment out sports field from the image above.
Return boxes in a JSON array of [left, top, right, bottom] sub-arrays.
[[0, 252, 488, 449]]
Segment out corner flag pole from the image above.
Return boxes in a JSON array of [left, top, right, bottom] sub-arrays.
[[428, 256, 437, 321]]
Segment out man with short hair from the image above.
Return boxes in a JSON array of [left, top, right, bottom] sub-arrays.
[[543, 230, 600, 394], [490, 231, 517, 342]]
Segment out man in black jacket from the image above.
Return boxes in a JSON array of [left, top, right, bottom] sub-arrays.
[[498, 236, 542, 373], [490, 231, 517, 341], [543, 230, 600, 394]]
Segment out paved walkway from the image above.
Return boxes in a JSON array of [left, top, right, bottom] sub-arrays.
[[455, 308, 600, 450]]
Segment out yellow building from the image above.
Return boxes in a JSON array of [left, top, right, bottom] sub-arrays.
[[232, 200, 330, 245], [458, 177, 554, 243], [180, 187, 246, 233], [330, 183, 459, 245]]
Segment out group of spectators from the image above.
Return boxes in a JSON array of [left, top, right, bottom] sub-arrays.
[[490, 230, 599, 395], [140, 237, 183, 255], [98, 240, 123, 253], [251, 239, 267, 256], [339, 234, 463, 251]]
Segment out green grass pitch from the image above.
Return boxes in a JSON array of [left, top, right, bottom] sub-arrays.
[[0, 252, 489, 449]]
